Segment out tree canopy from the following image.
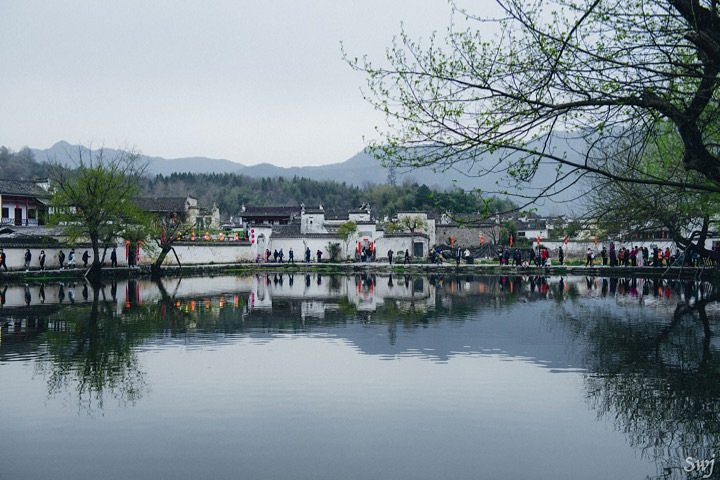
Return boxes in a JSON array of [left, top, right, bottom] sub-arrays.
[[350, 0, 720, 207], [49, 148, 148, 274]]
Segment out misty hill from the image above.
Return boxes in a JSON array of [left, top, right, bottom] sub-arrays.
[[31, 141, 245, 175], [28, 136, 589, 214]]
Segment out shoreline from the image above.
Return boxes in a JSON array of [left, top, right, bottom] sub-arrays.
[[0, 261, 715, 284]]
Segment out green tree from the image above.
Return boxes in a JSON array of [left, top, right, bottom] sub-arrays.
[[587, 124, 720, 257], [350, 0, 720, 208], [336, 220, 358, 260], [395, 215, 429, 257], [49, 148, 148, 276]]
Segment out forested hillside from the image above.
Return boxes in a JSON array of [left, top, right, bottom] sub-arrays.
[[141, 173, 516, 219], [2, 145, 516, 218], [0, 146, 48, 179]]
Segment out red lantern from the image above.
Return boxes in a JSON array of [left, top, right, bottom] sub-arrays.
[[480, 233, 485, 246], [509, 234, 513, 247], [536, 234, 541, 246]]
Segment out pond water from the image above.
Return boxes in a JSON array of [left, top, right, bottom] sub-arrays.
[[1, 273, 719, 480]]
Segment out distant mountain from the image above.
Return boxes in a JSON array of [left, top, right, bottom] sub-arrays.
[[31, 141, 245, 176], [30, 136, 589, 214]]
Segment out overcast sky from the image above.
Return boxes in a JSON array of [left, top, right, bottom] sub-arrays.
[[0, 1, 482, 167]]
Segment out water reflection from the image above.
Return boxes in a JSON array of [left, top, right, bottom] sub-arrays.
[[1, 274, 719, 479]]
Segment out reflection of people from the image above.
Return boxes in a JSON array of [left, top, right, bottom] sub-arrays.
[[0, 248, 8, 272], [110, 280, 117, 301], [0, 285, 7, 305], [24, 285, 31, 306], [39, 284, 46, 303], [58, 284, 65, 303]]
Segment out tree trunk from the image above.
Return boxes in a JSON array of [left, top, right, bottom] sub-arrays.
[[151, 246, 172, 279]]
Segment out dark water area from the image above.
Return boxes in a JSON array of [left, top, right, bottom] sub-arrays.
[[1, 274, 719, 480]]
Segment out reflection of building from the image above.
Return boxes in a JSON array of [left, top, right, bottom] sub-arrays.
[[0, 179, 50, 226]]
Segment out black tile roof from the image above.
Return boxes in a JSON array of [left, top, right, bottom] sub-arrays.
[[241, 206, 301, 217], [135, 197, 190, 213], [0, 179, 49, 198]]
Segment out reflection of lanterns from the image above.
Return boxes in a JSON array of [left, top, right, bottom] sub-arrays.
[[509, 234, 513, 247], [204, 231, 210, 241], [219, 232, 225, 241]]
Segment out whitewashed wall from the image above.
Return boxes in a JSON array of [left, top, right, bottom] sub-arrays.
[[0, 245, 127, 271], [140, 243, 255, 265]]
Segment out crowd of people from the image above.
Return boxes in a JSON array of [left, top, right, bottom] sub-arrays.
[[0, 247, 122, 272], [492, 243, 699, 268]]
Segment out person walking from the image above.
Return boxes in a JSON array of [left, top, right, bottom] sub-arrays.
[[58, 250, 66, 269], [609, 242, 616, 266], [110, 247, 117, 267], [305, 246, 311, 262], [279, 248, 284, 263], [289, 248, 294, 264], [316, 249, 323, 262], [600, 246, 608, 266], [586, 247, 594, 267], [39, 250, 46, 270], [68, 249, 76, 268], [387, 249, 394, 265], [455, 247, 462, 266], [404, 249, 410, 264], [24, 249, 31, 271], [82, 250, 90, 268], [0, 248, 7, 272], [558, 246, 564, 265]]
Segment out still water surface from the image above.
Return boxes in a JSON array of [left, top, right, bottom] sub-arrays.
[[1, 274, 718, 479]]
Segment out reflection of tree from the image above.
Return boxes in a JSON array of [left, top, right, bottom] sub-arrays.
[[558, 282, 720, 479], [36, 287, 152, 413]]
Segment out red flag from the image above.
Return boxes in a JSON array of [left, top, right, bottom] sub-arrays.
[[536, 234, 541, 245], [563, 235, 569, 246]]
